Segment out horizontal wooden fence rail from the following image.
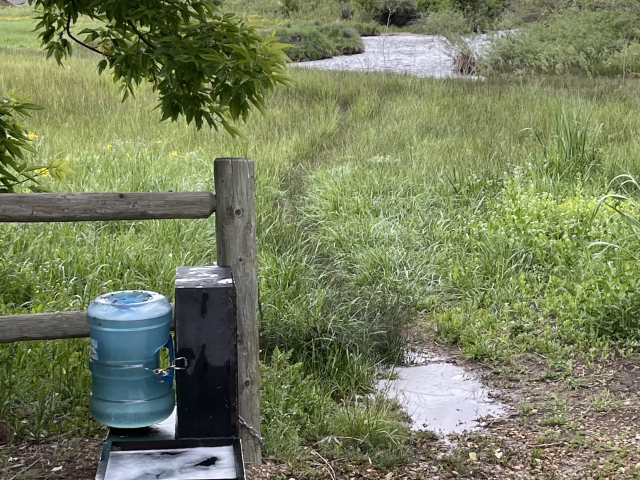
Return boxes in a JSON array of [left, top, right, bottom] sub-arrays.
[[0, 192, 216, 223], [0, 306, 176, 344]]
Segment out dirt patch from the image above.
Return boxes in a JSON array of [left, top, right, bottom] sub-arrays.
[[404, 340, 640, 479], [247, 461, 292, 479], [0, 437, 102, 479], [470, 353, 640, 479]]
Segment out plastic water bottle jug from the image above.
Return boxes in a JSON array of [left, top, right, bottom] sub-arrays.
[[87, 290, 175, 428]]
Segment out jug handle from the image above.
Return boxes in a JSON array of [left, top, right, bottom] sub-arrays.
[[159, 336, 175, 385]]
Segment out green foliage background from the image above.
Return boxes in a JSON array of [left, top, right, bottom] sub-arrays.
[[4, 0, 640, 472], [485, 2, 640, 75]]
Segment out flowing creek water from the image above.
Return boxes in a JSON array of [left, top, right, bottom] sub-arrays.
[[296, 33, 495, 78], [377, 353, 506, 435]]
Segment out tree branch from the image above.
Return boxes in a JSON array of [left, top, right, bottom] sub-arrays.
[[65, 16, 109, 57], [127, 20, 157, 49]]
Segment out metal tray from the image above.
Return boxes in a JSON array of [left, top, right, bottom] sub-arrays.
[[95, 413, 244, 480]]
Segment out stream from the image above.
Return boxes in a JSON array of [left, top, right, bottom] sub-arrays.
[[296, 33, 496, 78]]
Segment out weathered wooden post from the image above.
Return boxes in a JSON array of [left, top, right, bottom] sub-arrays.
[[214, 158, 261, 464]]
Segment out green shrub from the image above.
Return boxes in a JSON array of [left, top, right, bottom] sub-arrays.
[[420, 9, 472, 35], [352, 0, 420, 27], [349, 20, 381, 35], [430, 169, 637, 358], [445, 35, 478, 75], [274, 21, 363, 61], [374, 0, 420, 27], [0, 95, 70, 193], [483, 7, 640, 76], [416, 0, 454, 12], [610, 42, 640, 78], [223, 0, 343, 22], [496, 0, 568, 26], [455, 0, 505, 30], [279, 0, 301, 17], [341, 4, 355, 19], [351, 0, 383, 17], [276, 24, 333, 61], [319, 22, 363, 54], [563, 258, 640, 346]]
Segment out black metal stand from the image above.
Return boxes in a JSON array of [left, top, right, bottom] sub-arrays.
[[175, 266, 238, 439]]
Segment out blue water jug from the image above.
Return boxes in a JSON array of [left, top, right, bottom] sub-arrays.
[[87, 290, 175, 428]]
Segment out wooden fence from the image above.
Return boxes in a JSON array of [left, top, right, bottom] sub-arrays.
[[0, 157, 261, 464]]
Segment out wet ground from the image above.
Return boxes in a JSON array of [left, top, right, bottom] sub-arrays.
[[295, 34, 495, 78], [378, 361, 506, 434]]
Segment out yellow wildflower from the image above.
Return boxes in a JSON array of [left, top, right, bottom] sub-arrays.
[[28, 132, 38, 141], [65, 157, 70, 162], [106, 144, 112, 151], [127, 152, 131, 158], [34, 168, 50, 178], [171, 150, 178, 157]]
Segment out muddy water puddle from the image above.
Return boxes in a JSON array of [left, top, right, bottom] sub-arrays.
[[377, 360, 506, 434]]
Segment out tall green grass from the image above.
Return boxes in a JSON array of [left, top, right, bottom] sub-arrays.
[[5, 19, 640, 465]]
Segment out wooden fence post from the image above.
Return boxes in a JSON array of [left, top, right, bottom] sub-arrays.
[[214, 158, 261, 464]]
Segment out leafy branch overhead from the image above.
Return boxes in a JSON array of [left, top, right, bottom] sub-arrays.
[[33, 0, 291, 134]]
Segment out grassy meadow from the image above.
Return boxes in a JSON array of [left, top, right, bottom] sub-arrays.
[[5, 6, 640, 474]]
